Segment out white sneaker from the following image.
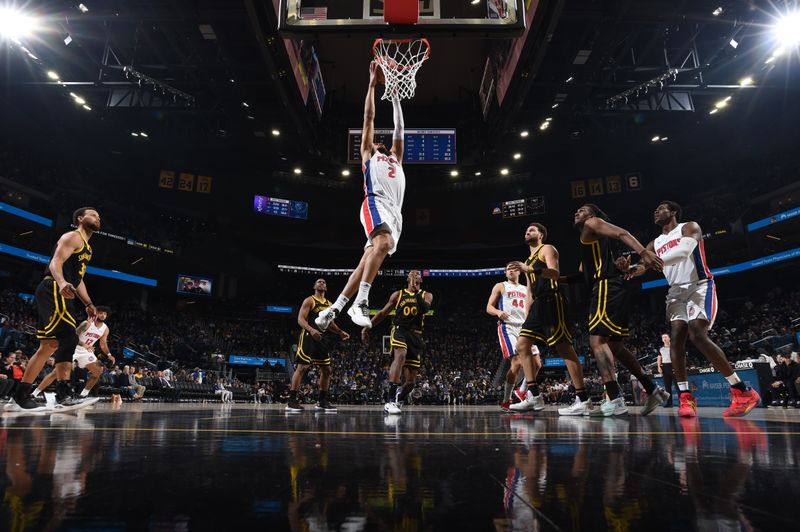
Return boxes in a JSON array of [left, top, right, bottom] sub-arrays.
[[384, 402, 401, 415], [347, 301, 372, 328], [558, 396, 593, 416], [589, 396, 628, 417], [641, 386, 670, 416], [510, 391, 543, 412], [531, 394, 545, 411], [314, 307, 338, 332]]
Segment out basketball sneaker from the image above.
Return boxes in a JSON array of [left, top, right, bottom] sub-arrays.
[[500, 400, 512, 413], [558, 396, 593, 416], [315, 400, 337, 413], [384, 401, 401, 415], [509, 391, 545, 412], [512, 388, 527, 404], [5, 395, 50, 412], [285, 400, 304, 413], [588, 396, 628, 417], [347, 301, 372, 328], [678, 392, 697, 418], [314, 307, 338, 332], [641, 387, 670, 416], [723, 387, 760, 417]]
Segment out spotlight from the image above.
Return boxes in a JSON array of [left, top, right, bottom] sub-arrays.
[[651, 136, 661, 142], [739, 76, 753, 87], [78, 3, 89, 13], [513, 153, 521, 160], [271, 129, 280, 136], [0, 8, 38, 39], [500, 168, 509, 176], [709, 108, 719, 115], [774, 12, 800, 47], [660, 137, 668, 141], [520, 130, 529, 138], [241, 102, 250, 108], [539, 121, 550, 130], [471, 0, 480, 4], [712, 7, 723, 17], [131, 132, 139, 137], [729, 38, 738, 49], [341, 169, 350, 177], [565, 76, 574, 83], [714, 99, 728, 109], [450, 170, 459, 177], [247, 115, 255, 120], [73, 96, 86, 105], [140, 132, 148, 138], [82, 105, 91, 111], [46, 71, 60, 80], [474, 171, 482, 176], [551, 103, 559, 109], [293, 168, 302, 175], [545, 117, 552, 122]]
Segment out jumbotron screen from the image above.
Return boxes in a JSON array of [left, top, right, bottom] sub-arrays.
[[348, 128, 456, 164], [176, 275, 213, 296]]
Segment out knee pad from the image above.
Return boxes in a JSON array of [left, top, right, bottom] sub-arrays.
[[53, 332, 79, 364]]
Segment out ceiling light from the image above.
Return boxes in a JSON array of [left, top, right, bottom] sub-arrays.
[[247, 115, 255, 120], [709, 108, 719, 115], [450, 170, 459, 177], [73, 96, 86, 105], [471, 0, 480, 4], [712, 7, 723, 17], [739, 76, 753, 87], [341, 169, 350, 177], [293, 168, 302, 175], [0, 8, 38, 39], [474, 171, 482, 176], [545, 117, 552, 122], [660, 137, 668, 141], [229, 78, 235, 83], [551, 103, 559, 109], [271, 129, 280, 136], [513, 153, 521, 160], [241, 102, 249, 108], [520, 130, 529, 138], [131, 132, 139, 137], [714, 99, 728, 109], [78, 3, 89, 13], [46, 70, 59, 80], [539, 122, 550, 130], [651, 136, 661, 142], [565, 76, 574, 83], [140, 132, 148, 137], [500, 168, 509, 176], [729, 38, 738, 49], [82, 104, 91, 111], [774, 12, 800, 47]]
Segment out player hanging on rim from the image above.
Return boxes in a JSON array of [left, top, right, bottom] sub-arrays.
[[571, 204, 669, 416], [6, 207, 100, 412], [627, 201, 760, 417], [486, 263, 537, 412], [507, 223, 594, 415], [32, 306, 115, 403], [364, 270, 433, 415], [287, 278, 350, 413], [316, 61, 406, 331]]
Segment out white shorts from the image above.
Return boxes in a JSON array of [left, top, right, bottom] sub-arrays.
[[360, 196, 402, 256], [666, 279, 717, 328], [497, 322, 539, 359], [73, 347, 98, 369]]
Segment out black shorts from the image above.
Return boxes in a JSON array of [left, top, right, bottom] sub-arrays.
[[390, 326, 424, 369], [520, 291, 573, 347], [296, 330, 339, 366], [588, 277, 630, 339], [35, 277, 78, 340]]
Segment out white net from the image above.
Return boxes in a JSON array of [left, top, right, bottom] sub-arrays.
[[372, 38, 431, 101]]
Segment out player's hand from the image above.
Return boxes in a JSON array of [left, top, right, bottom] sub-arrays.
[[59, 282, 77, 299], [310, 330, 322, 341], [614, 256, 631, 273], [640, 250, 663, 271], [85, 304, 97, 319], [369, 61, 379, 87], [498, 311, 510, 321], [507, 261, 528, 274], [107, 354, 116, 365], [625, 264, 647, 280], [361, 328, 370, 345], [339, 331, 350, 342]]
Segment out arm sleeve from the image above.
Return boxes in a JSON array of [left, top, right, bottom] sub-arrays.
[[660, 237, 698, 266], [392, 97, 404, 140]]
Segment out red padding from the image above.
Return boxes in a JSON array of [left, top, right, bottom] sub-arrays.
[[384, 0, 419, 25]]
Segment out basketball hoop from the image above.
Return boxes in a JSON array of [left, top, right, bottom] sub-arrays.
[[372, 38, 431, 101]]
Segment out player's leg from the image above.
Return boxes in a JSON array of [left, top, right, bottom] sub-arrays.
[[387, 346, 407, 401], [316, 364, 336, 412], [286, 363, 309, 412], [509, 336, 543, 412], [555, 342, 594, 415], [316, 249, 372, 331], [32, 368, 58, 397], [608, 339, 668, 415], [80, 362, 103, 396], [397, 367, 418, 404], [587, 334, 628, 416]]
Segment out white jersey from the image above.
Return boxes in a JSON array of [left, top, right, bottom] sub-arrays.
[[76, 321, 107, 354], [659, 346, 671, 364], [363, 151, 405, 208], [499, 281, 528, 326], [654, 222, 713, 286]]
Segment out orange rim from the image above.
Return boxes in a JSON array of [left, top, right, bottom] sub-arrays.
[[371, 38, 431, 71]]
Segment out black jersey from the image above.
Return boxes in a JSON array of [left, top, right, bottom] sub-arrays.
[[392, 289, 427, 332], [307, 296, 332, 333], [580, 236, 620, 284], [44, 231, 92, 287], [524, 245, 559, 299]]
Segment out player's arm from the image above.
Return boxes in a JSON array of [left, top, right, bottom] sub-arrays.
[[485, 283, 508, 320], [98, 327, 115, 365], [391, 97, 404, 162], [297, 297, 322, 340], [626, 241, 656, 279], [75, 281, 96, 319], [421, 290, 433, 311], [49, 232, 83, 299], [328, 321, 350, 341], [360, 62, 379, 162], [658, 222, 702, 266], [75, 320, 90, 338], [558, 263, 583, 284], [657, 354, 662, 374], [538, 245, 561, 279], [584, 217, 663, 270], [370, 291, 400, 329]]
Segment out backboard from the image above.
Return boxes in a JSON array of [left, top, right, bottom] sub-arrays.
[[278, 0, 526, 37]]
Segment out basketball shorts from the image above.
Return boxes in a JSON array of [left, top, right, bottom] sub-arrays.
[[296, 330, 339, 366], [520, 292, 574, 347], [36, 277, 78, 340], [73, 347, 98, 369], [390, 326, 423, 369], [360, 195, 402, 256], [588, 277, 630, 339], [497, 322, 541, 358], [666, 279, 717, 328]]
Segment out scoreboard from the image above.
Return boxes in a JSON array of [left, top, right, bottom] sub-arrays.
[[348, 128, 456, 164], [253, 195, 308, 220], [501, 196, 545, 219]]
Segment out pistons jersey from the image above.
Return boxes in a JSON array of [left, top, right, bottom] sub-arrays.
[[76, 321, 107, 354], [499, 282, 527, 326], [363, 151, 405, 208], [654, 223, 713, 286]]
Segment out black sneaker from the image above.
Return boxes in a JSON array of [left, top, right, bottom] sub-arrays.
[[315, 401, 337, 413], [6, 395, 50, 412], [285, 400, 304, 413]]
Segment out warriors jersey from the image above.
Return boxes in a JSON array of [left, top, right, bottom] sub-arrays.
[[363, 151, 405, 209], [525, 246, 560, 299], [307, 296, 332, 333], [654, 222, 713, 286], [498, 281, 527, 326], [76, 321, 107, 354], [44, 230, 92, 287], [393, 289, 427, 332], [580, 236, 620, 284]]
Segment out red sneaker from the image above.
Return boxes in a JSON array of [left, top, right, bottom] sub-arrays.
[[512, 388, 526, 404], [723, 387, 761, 418], [500, 400, 511, 412], [678, 392, 697, 418]]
